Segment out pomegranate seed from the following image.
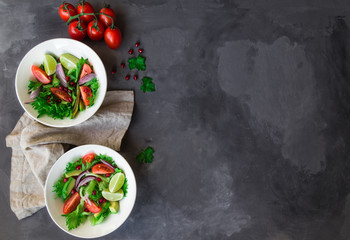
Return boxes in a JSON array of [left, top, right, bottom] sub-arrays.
[[103, 198, 106, 203], [111, 70, 116, 74], [105, 173, 111, 177], [63, 178, 68, 183], [48, 95, 51, 99], [92, 190, 96, 195], [64, 87, 68, 92], [71, 189, 76, 194], [84, 208, 89, 212], [47, 100, 50, 103], [125, 75, 130, 80], [65, 76, 70, 81], [68, 97, 73, 102], [69, 81, 74, 86], [120, 63, 125, 68], [59, 86, 64, 90], [76, 165, 81, 170], [96, 178, 101, 182], [73, 83, 77, 87], [133, 75, 138, 80], [135, 42, 140, 47], [68, 89, 72, 93], [128, 49, 134, 55], [99, 198, 103, 203], [48, 75, 53, 80], [57, 99, 62, 103], [138, 49, 144, 53]]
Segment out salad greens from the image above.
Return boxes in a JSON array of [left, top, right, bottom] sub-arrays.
[[53, 153, 128, 231]]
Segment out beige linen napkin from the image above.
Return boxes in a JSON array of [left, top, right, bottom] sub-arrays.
[[6, 90, 134, 220]]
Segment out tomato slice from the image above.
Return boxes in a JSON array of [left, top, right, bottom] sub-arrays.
[[31, 65, 52, 84], [50, 88, 73, 102], [82, 153, 95, 164], [80, 63, 92, 79], [92, 163, 115, 174], [79, 86, 92, 106], [63, 192, 81, 214], [84, 199, 101, 213]]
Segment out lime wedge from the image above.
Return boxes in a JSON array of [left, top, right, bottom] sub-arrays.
[[43, 54, 57, 75], [102, 189, 124, 201], [60, 53, 79, 71], [109, 172, 125, 193], [109, 201, 119, 213]]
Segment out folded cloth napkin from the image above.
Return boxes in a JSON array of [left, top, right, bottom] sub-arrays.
[[6, 90, 134, 220]]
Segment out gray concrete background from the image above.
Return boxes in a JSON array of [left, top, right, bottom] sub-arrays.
[[1, 0, 350, 239]]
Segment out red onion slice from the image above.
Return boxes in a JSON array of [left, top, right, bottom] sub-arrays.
[[78, 73, 96, 85], [56, 63, 67, 87], [76, 176, 96, 191], [100, 159, 115, 170], [29, 86, 42, 99], [75, 170, 89, 189]]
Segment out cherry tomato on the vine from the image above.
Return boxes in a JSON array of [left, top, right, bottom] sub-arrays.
[[59, 2, 77, 22], [77, 1, 95, 23], [99, 7, 116, 27], [104, 27, 122, 49], [68, 20, 87, 41], [87, 20, 105, 41]]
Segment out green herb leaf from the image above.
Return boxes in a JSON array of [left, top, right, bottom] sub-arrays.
[[122, 178, 128, 196], [136, 146, 155, 163], [128, 55, 146, 71], [62, 202, 86, 230], [140, 77, 155, 93], [65, 158, 83, 173], [28, 80, 42, 92], [52, 175, 66, 200]]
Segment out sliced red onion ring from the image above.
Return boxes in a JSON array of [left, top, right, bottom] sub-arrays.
[[75, 170, 89, 189], [76, 176, 96, 191], [100, 159, 115, 170], [78, 73, 96, 85], [56, 63, 67, 87], [29, 86, 42, 99], [24, 100, 35, 104]]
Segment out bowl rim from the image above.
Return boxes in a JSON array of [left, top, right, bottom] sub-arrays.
[[44, 144, 137, 238], [15, 38, 107, 128]]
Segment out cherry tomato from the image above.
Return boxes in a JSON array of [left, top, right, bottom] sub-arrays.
[[82, 153, 95, 164], [92, 163, 115, 174], [99, 7, 116, 27], [84, 199, 101, 213], [77, 1, 95, 23], [79, 63, 92, 79], [87, 20, 105, 41], [50, 88, 73, 102], [68, 20, 86, 41], [79, 86, 92, 106], [31, 65, 52, 84], [63, 192, 81, 214], [59, 2, 77, 22], [104, 27, 122, 50]]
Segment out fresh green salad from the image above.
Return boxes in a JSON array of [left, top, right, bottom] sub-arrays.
[[28, 53, 99, 119], [53, 152, 128, 230]]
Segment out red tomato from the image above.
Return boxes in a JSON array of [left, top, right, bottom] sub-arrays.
[[68, 20, 86, 41], [63, 192, 81, 214], [79, 86, 92, 106], [87, 20, 105, 41], [84, 200, 101, 213], [31, 65, 52, 84], [77, 1, 95, 23], [82, 153, 95, 164], [92, 163, 115, 174], [59, 2, 77, 22], [80, 63, 92, 79], [99, 7, 116, 27], [50, 88, 73, 102], [104, 27, 122, 49]]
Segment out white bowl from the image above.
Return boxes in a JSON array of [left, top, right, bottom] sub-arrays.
[[45, 144, 137, 238], [15, 38, 107, 127]]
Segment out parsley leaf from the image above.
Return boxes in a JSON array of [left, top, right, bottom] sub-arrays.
[[140, 77, 155, 93], [53, 175, 66, 199], [122, 178, 128, 196], [28, 80, 42, 92], [137, 146, 155, 163], [62, 202, 86, 230], [65, 158, 83, 173], [128, 55, 146, 71]]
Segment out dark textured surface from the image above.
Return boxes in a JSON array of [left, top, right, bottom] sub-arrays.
[[1, 0, 350, 239]]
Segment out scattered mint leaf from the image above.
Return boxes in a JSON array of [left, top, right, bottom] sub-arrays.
[[128, 55, 146, 71], [137, 146, 155, 163], [140, 77, 155, 93]]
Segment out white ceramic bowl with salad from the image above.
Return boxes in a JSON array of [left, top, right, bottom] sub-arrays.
[[45, 144, 137, 238], [15, 38, 107, 127]]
